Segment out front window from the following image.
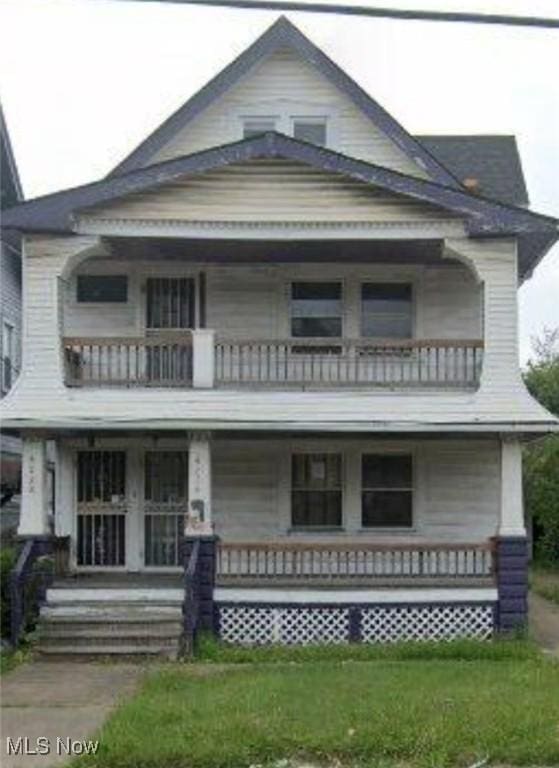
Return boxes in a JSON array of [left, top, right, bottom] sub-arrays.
[[76, 275, 128, 303], [361, 283, 412, 338], [361, 454, 413, 528], [242, 118, 277, 138], [291, 281, 342, 338], [292, 453, 342, 528], [293, 118, 327, 146]]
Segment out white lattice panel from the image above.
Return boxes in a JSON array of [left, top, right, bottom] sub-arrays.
[[361, 604, 493, 643], [278, 607, 348, 645], [218, 605, 349, 645]]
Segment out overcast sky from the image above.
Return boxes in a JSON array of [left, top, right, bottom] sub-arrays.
[[1, 0, 557, 363]]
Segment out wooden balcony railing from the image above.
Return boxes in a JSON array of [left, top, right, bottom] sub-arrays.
[[63, 333, 193, 387], [217, 541, 495, 583], [215, 338, 483, 387]]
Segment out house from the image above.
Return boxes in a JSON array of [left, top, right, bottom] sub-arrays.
[[1, 105, 23, 505], [1, 17, 558, 655]]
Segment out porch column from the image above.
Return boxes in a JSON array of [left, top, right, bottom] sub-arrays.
[[18, 437, 51, 537], [185, 433, 217, 636], [186, 433, 213, 535], [496, 437, 528, 632], [192, 329, 215, 388]]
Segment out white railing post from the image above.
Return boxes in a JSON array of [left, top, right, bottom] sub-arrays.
[[18, 437, 51, 537], [192, 329, 215, 388]]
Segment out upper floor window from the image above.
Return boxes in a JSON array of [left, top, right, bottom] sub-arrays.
[[77, 275, 128, 303], [2, 321, 14, 393], [291, 281, 342, 338], [242, 118, 277, 138], [362, 454, 413, 528], [361, 283, 412, 338], [293, 118, 327, 146], [292, 452, 342, 528]]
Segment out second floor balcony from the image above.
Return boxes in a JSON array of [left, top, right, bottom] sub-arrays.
[[59, 239, 485, 393]]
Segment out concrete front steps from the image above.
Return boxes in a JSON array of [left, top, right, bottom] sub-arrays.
[[36, 581, 185, 660]]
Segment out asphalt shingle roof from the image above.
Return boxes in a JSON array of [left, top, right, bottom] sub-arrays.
[[417, 135, 529, 206]]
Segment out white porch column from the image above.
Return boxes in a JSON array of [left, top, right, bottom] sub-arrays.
[[192, 329, 215, 388], [186, 433, 213, 535], [499, 437, 526, 537], [18, 437, 50, 537]]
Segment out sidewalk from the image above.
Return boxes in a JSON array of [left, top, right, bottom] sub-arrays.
[[529, 592, 559, 657], [1, 661, 144, 767]]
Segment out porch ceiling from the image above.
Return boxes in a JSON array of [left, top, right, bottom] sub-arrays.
[[103, 236, 444, 264]]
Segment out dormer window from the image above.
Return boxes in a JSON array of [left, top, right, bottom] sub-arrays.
[[293, 118, 327, 146], [242, 118, 277, 138]]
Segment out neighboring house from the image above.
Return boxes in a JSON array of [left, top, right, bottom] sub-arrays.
[[1, 18, 558, 656], [0, 105, 23, 498]]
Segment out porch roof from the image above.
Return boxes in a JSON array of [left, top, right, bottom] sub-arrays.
[[2, 133, 557, 280]]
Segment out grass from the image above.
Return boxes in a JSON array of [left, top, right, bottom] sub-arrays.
[[0, 647, 29, 676], [77, 646, 559, 768], [531, 566, 559, 606], [196, 633, 538, 663]]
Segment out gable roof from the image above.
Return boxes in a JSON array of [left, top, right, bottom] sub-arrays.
[[418, 135, 529, 206], [109, 16, 461, 189], [2, 132, 556, 279]]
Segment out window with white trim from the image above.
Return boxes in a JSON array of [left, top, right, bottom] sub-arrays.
[[293, 118, 327, 146], [242, 118, 277, 138], [361, 454, 413, 528], [361, 283, 412, 338], [292, 453, 342, 528], [291, 281, 343, 338]]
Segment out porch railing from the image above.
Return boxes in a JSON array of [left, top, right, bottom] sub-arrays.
[[215, 338, 483, 387], [63, 332, 193, 387], [217, 541, 495, 582]]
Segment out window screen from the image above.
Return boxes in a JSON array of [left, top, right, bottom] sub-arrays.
[[361, 283, 412, 338], [291, 282, 342, 338], [293, 120, 327, 146], [77, 275, 128, 303], [292, 453, 342, 528], [361, 454, 413, 528]]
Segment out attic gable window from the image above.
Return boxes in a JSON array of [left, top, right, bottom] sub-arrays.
[[242, 118, 277, 138], [293, 119, 327, 146]]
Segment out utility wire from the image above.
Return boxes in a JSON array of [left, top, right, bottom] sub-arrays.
[[110, 0, 559, 29]]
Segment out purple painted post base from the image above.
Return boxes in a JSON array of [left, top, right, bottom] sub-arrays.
[[183, 535, 218, 633], [495, 536, 528, 633]]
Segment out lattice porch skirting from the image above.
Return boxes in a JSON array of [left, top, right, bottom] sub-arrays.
[[215, 602, 495, 645]]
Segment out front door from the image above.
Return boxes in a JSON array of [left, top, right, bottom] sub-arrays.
[[142, 450, 188, 568], [76, 450, 127, 568]]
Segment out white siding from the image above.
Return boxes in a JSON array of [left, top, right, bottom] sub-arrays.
[[63, 258, 481, 341], [212, 438, 499, 542], [82, 161, 451, 225], [149, 49, 427, 178]]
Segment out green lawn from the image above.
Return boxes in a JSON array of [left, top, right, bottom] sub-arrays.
[[531, 567, 559, 606], [78, 651, 559, 768]]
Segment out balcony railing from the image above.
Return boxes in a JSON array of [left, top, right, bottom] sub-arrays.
[[62, 334, 483, 389], [63, 333, 193, 387], [217, 540, 495, 585], [215, 338, 483, 388]]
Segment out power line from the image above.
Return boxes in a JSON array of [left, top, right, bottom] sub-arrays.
[[110, 0, 559, 29]]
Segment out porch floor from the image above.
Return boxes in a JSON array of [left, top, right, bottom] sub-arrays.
[[53, 573, 183, 590]]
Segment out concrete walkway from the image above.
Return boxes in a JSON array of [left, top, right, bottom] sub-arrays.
[[1, 662, 145, 767], [529, 593, 559, 657]]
